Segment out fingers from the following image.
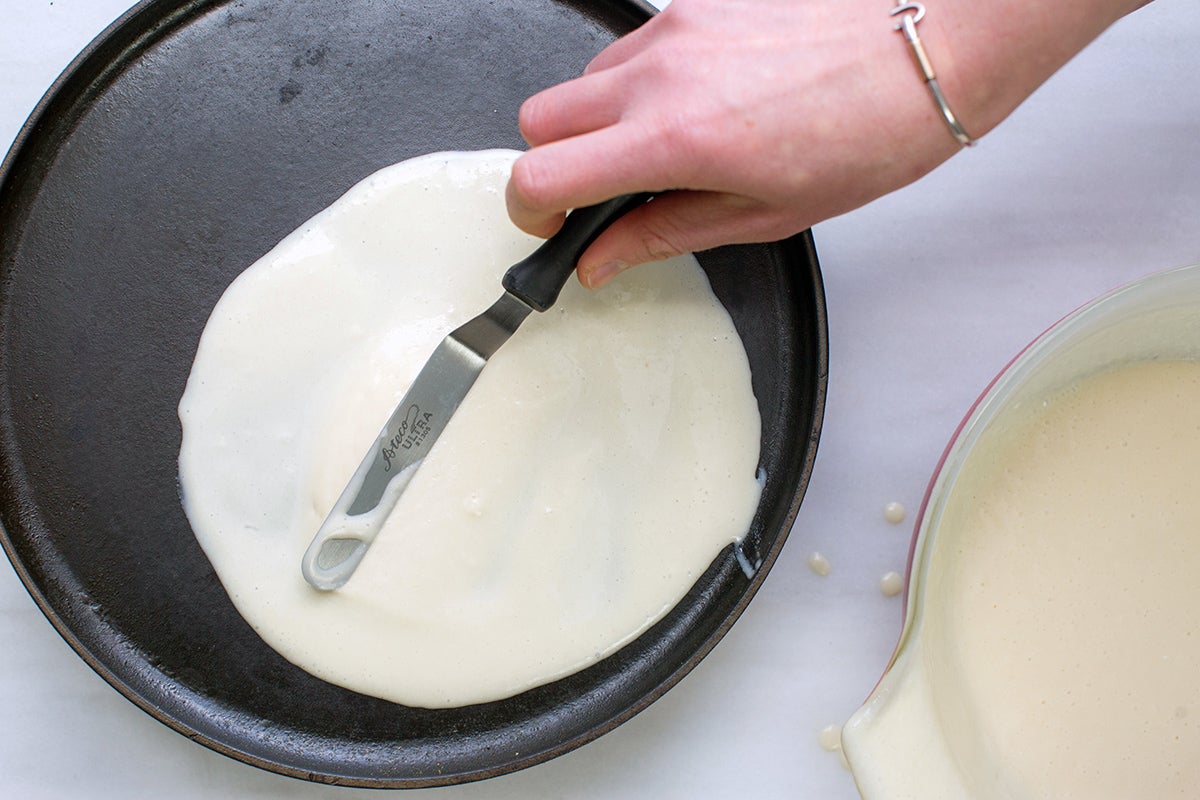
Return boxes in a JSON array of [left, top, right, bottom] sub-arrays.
[[517, 68, 624, 148], [506, 185, 567, 239], [575, 191, 793, 289], [582, 11, 664, 75], [518, 6, 671, 146], [507, 123, 678, 237], [509, 12, 675, 238]]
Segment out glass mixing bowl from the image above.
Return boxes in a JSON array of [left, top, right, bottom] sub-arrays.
[[842, 263, 1200, 799]]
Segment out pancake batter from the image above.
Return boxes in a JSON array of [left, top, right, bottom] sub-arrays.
[[177, 150, 764, 708]]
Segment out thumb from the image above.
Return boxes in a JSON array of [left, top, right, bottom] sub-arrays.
[[576, 192, 776, 289]]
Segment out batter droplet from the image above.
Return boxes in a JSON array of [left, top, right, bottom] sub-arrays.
[[879, 571, 904, 597], [808, 551, 832, 576]]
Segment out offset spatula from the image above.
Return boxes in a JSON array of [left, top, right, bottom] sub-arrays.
[[302, 193, 650, 590]]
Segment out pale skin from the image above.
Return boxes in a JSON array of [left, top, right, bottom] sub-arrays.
[[506, 0, 1154, 288]]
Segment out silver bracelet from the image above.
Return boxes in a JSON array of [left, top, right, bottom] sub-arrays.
[[890, 2, 977, 147]]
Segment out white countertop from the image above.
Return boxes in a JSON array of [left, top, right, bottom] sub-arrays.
[[2, 1, 1198, 798]]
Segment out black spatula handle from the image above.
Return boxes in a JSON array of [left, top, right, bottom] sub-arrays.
[[502, 193, 652, 312]]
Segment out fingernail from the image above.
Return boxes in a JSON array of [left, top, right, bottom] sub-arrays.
[[583, 260, 628, 289]]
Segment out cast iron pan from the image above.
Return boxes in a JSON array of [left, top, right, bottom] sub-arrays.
[[0, 0, 827, 787]]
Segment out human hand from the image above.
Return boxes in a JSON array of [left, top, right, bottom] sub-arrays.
[[506, 0, 1150, 288]]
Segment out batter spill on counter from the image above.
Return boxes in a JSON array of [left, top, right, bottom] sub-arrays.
[[177, 150, 764, 708], [843, 359, 1200, 799]]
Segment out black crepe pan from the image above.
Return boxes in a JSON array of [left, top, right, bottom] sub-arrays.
[[0, 0, 827, 787]]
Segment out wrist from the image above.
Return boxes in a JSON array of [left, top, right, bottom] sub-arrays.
[[889, 3, 977, 147], [907, 0, 1151, 139]]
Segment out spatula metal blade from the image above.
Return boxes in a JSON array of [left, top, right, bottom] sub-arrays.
[[301, 291, 532, 590]]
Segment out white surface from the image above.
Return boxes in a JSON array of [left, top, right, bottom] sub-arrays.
[[1, 1, 1198, 798]]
